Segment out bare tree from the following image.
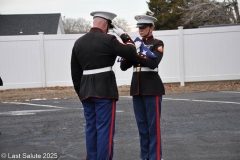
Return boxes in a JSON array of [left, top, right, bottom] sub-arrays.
[[223, 0, 240, 23], [63, 17, 130, 33], [180, 0, 235, 28], [75, 18, 91, 33], [62, 17, 91, 34], [112, 18, 131, 32]]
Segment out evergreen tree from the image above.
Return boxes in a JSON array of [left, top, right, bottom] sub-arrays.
[[146, 0, 185, 30]]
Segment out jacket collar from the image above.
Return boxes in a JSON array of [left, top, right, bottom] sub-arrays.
[[89, 27, 104, 33], [142, 35, 154, 42]]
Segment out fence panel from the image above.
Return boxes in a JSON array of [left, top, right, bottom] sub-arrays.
[[0, 36, 41, 89], [1, 26, 240, 90], [183, 26, 240, 82], [43, 35, 82, 87]]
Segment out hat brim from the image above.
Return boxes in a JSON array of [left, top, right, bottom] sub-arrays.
[[136, 23, 153, 28], [90, 11, 117, 21]]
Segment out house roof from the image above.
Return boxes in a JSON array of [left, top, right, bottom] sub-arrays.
[[0, 13, 62, 36]]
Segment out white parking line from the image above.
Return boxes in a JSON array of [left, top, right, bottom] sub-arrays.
[[120, 96, 132, 98], [3, 102, 66, 109], [163, 98, 240, 105], [122, 96, 240, 105], [116, 110, 124, 113], [0, 109, 62, 116], [1, 102, 65, 116]]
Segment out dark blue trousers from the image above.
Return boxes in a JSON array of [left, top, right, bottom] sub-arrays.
[[82, 98, 116, 160], [133, 95, 162, 160]]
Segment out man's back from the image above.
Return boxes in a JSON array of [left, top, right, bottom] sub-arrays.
[[71, 27, 136, 101], [73, 28, 117, 70]]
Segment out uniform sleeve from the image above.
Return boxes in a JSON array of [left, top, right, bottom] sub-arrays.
[[71, 47, 83, 97], [120, 59, 133, 71], [136, 40, 164, 69], [110, 36, 137, 60]]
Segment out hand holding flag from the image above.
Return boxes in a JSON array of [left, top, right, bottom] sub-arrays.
[[117, 37, 157, 63], [134, 37, 157, 59]]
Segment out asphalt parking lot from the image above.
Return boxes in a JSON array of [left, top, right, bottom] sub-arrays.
[[0, 91, 240, 160]]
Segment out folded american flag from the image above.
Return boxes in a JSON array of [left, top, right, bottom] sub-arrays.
[[134, 37, 157, 58], [116, 37, 157, 62]]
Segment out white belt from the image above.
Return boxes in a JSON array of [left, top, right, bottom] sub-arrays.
[[83, 66, 112, 75], [133, 67, 158, 72]]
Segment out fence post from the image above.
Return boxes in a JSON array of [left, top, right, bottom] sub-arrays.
[[178, 26, 185, 86], [38, 32, 46, 87]]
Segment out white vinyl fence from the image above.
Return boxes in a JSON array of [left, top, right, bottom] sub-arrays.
[[0, 26, 240, 90]]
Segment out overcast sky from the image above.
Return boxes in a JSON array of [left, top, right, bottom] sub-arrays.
[[0, 0, 151, 32], [1, 0, 239, 32]]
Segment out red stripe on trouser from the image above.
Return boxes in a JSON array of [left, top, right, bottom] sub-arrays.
[[156, 96, 161, 160], [108, 100, 115, 159]]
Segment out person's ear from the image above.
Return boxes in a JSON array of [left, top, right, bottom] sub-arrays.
[[105, 20, 109, 28], [151, 25, 155, 31], [102, 20, 108, 33]]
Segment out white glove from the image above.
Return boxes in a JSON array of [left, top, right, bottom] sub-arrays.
[[112, 25, 125, 37], [135, 41, 141, 53], [117, 57, 123, 62]]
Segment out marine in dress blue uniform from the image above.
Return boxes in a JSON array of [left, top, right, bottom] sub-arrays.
[[71, 11, 137, 160], [120, 15, 165, 160]]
